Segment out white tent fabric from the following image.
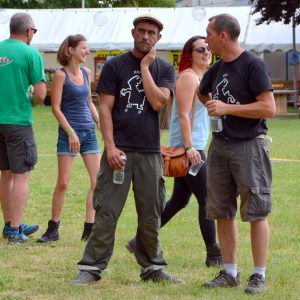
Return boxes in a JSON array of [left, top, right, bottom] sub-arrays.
[[0, 7, 299, 52]]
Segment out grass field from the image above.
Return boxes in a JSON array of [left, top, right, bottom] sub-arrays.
[[0, 106, 300, 300]]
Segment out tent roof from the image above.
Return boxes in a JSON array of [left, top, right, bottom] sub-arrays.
[[0, 7, 299, 52], [246, 12, 300, 52]]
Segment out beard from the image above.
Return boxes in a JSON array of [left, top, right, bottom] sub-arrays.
[[134, 41, 151, 55]]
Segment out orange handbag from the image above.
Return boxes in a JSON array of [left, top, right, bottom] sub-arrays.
[[160, 145, 189, 177], [160, 92, 196, 177]]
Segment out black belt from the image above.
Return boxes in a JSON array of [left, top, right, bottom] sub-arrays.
[[213, 134, 271, 142]]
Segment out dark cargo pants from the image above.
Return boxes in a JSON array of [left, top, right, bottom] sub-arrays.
[[78, 150, 167, 278]]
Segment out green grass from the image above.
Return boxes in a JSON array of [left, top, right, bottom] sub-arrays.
[[0, 107, 300, 299]]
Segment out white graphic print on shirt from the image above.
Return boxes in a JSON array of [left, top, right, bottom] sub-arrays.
[[120, 73, 146, 114], [213, 75, 239, 105], [213, 74, 240, 120]]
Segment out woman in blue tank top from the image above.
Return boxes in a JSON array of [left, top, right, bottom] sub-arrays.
[[38, 35, 101, 243], [165, 36, 222, 266]]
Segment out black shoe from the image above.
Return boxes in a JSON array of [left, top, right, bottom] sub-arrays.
[[245, 273, 267, 294], [70, 271, 100, 286], [81, 222, 93, 241], [202, 270, 240, 288], [125, 237, 136, 254], [205, 244, 223, 267], [143, 270, 185, 285], [37, 220, 60, 243]]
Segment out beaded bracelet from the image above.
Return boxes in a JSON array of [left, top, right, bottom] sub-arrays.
[[186, 147, 196, 154], [66, 127, 74, 136], [185, 145, 193, 152]]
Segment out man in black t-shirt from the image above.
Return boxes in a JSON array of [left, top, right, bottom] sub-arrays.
[[71, 14, 184, 286], [199, 14, 276, 294]]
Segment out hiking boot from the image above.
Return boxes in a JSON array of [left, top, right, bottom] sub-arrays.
[[245, 273, 267, 294], [126, 242, 133, 253], [202, 270, 240, 288], [143, 270, 185, 285], [81, 222, 93, 241], [7, 227, 29, 244], [3, 223, 39, 238], [37, 220, 60, 243], [125, 237, 136, 254], [70, 271, 100, 286], [205, 244, 223, 267]]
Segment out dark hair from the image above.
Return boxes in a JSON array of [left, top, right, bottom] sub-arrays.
[[10, 12, 34, 35], [209, 13, 240, 40], [178, 36, 206, 73], [57, 34, 87, 66]]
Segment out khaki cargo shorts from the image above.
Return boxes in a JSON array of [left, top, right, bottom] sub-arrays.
[[206, 135, 272, 222]]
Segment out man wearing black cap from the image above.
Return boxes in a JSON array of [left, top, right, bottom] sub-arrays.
[[71, 14, 184, 285]]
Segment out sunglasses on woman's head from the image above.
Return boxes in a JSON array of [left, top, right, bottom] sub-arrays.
[[193, 46, 210, 53]]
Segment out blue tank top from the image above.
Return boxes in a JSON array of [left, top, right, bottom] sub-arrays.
[[60, 67, 94, 130], [169, 95, 210, 150]]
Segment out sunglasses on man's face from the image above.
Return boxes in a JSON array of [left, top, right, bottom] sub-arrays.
[[193, 46, 210, 53], [30, 27, 37, 34]]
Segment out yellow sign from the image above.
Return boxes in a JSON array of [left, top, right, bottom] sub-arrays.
[[170, 51, 182, 70], [95, 50, 124, 58], [170, 51, 221, 70], [211, 54, 221, 64]]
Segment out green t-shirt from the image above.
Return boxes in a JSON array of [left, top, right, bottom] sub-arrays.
[[0, 39, 46, 125]]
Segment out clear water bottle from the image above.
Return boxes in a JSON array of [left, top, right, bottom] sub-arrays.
[[188, 160, 205, 176], [113, 155, 126, 184], [210, 116, 223, 132]]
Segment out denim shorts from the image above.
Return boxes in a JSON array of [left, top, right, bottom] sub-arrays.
[[0, 125, 37, 173], [57, 127, 100, 156]]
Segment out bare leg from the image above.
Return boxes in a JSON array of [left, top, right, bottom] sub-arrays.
[[0, 170, 13, 222], [217, 218, 238, 263], [9, 172, 30, 228], [82, 153, 101, 223], [251, 219, 269, 267], [51, 156, 74, 222]]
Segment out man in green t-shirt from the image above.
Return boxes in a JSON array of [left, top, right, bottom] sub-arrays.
[[0, 12, 46, 244]]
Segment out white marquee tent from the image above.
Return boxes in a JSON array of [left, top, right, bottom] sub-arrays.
[[0, 6, 299, 52]]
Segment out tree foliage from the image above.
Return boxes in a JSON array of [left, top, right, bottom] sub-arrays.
[[249, 0, 300, 25], [0, 0, 175, 8], [111, 0, 174, 7]]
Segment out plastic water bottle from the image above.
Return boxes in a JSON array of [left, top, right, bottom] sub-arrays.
[[210, 116, 223, 132], [188, 160, 205, 176], [113, 155, 126, 184]]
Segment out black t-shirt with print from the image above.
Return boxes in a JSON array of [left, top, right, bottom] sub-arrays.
[[200, 51, 273, 139], [96, 51, 175, 152]]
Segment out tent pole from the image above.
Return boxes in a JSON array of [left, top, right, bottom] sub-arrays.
[[292, 14, 298, 108]]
